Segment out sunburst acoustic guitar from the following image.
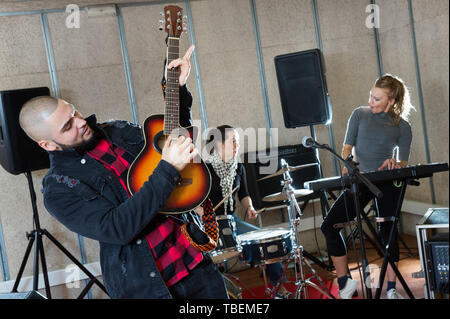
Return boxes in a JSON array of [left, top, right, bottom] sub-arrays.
[[127, 5, 211, 214]]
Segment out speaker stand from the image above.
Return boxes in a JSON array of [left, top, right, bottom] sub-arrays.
[[11, 171, 108, 299]]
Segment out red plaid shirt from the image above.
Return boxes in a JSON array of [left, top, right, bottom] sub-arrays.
[[87, 136, 203, 287]]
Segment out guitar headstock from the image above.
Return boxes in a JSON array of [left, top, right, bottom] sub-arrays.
[[159, 5, 187, 38]]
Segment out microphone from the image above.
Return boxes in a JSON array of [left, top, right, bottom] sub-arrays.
[[302, 136, 318, 148]]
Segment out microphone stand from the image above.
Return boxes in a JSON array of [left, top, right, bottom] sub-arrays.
[[312, 142, 382, 299]]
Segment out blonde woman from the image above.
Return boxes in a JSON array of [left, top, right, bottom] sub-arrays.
[[321, 74, 414, 299]]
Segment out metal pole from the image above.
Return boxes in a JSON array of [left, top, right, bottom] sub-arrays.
[[184, 0, 208, 133], [407, 0, 436, 203], [116, 5, 139, 125], [311, 0, 339, 176], [250, 0, 273, 147], [40, 13, 61, 98]]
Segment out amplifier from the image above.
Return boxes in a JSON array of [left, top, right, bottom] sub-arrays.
[[243, 144, 320, 209], [416, 208, 449, 298], [425, 233, 449, 294]]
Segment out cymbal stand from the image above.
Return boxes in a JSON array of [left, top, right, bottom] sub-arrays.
[[279, 159, 334, 299]]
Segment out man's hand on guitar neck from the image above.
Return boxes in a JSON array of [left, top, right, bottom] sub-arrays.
[[167, 45, 195, 87], [162, 135, 198, 172]]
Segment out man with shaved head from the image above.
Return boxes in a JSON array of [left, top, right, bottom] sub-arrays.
[[20, 45, 228, 299], [20, 96, 97, 151], [19, 96, 58, 142]]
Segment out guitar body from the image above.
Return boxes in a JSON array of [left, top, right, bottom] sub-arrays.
[[127, 114, 211, 214]]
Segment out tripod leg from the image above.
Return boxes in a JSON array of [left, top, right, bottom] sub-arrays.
[[305, 279, 335, 299], [33, 230, 40, 292], [11, 234, 35, 292], [303, 250, 332, 271], [302, 256, 336, 299], [77, 278, 95, 299], [37, 232, 52, 298], [43, 230, 108, 295]]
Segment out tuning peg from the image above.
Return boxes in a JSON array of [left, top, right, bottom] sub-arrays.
[[159, 19, 164, 23], [160, 12, 164, 16]]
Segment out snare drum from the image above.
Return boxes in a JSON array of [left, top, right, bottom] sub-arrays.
[[210, 215, 242, 263], [238, 227, 292, 265]]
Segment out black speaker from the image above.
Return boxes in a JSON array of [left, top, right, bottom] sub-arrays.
[[243, 144, 320, 209], [274, 49, 331, 128], [0, 87, 51, 175], [0, 290, 46, 299]]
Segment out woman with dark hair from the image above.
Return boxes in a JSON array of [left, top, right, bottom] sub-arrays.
[[204, 125, 290, 298], [321, 74, 414, 299]]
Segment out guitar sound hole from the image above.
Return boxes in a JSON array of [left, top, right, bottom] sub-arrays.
[[153, 130, 185, 154], [153, 131, 167, 154]]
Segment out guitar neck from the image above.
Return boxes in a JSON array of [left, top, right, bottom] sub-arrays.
[[164, 36, 180, 135]]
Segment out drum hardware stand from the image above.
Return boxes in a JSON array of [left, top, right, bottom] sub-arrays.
[[11, 172, 108, 299], [260, 260, 289, 299], [273, 159, 335, 299]]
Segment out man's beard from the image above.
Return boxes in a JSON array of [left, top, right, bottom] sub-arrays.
[[55, 124, 102, 153]]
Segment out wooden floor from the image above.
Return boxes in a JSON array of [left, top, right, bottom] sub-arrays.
[[227, 234, 426, 299]]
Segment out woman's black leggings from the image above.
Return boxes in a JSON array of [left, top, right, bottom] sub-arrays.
[[320, 181, 402, 262]]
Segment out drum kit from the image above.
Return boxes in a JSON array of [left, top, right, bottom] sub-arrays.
[[207, 159, 334, 299]]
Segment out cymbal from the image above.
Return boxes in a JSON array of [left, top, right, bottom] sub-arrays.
[[262, 189, 314, 202], [257, 163, 318, 182]]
